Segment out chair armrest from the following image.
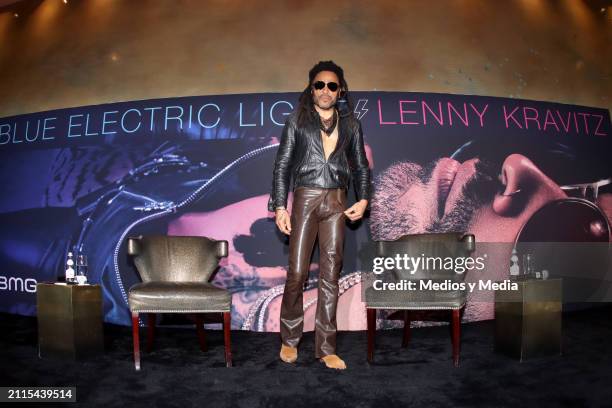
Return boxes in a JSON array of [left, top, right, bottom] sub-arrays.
[[127, 236, 142, 256]]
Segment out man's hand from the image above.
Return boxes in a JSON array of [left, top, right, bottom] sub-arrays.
[[344, 199, 368, 222], [275, 208, 292, 235]]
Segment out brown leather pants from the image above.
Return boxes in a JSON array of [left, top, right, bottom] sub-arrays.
[[280, 187, 346, 358]]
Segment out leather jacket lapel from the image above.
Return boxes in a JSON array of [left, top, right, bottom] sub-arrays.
[[335, 116, 349, 154]]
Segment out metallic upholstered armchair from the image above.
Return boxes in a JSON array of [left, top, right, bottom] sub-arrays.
[[127, 235, 231, 370], [365, 232, 475, 366]]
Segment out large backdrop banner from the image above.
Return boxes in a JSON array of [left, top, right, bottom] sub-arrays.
[[0, 92, 610, 330]]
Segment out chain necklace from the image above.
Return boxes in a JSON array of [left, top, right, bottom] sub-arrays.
[[319, 109, 338, 137]]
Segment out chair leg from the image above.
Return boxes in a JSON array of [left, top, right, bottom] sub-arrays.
[[146, 313, 156, 353], [367, 308, 376, 363], [402, 310, 411, 348], [131, 312, 141, 371], [195, 314, 207, 352], [451, 309, 461, 367], [223, 312, 232, 367]]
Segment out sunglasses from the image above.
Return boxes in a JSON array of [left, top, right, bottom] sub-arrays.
[[561, 178, 611, 202], [312, 81, 339, 92]]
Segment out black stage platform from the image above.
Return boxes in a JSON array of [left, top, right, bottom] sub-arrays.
[[2, 305, 611, 407]]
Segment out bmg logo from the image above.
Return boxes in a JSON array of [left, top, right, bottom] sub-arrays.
[[0, 275, 37, 293]]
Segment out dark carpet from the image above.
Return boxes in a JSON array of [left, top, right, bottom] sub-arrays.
[[2, 306, 612, 408]]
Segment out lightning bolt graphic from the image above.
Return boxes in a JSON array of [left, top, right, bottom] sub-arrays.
[[354, 99, 369, 120]]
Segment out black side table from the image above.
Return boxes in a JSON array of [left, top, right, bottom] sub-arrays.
[[494, 278, 562, 361], [37, 283, 104, 359]]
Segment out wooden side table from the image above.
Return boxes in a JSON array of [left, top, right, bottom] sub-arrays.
[[494, 278, 562, 361], [37, 283, 104, 359]]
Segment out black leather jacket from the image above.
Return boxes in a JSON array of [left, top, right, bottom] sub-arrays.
[[268, 111, 370, 212]]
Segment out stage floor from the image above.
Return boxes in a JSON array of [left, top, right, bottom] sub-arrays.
[[2, 305, 611, 407]]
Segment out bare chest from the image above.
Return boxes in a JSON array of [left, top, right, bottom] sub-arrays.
[[320, 126, 339, 161]]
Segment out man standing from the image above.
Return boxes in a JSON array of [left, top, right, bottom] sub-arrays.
[[268, 61, 370, 369]]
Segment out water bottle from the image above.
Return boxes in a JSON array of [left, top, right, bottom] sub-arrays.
[[65, 252, 76, 284], [509, 248, 520, 277]]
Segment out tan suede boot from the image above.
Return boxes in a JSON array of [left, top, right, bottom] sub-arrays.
[[279, 344, 298, 363], [320, 354, 347, 370]]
